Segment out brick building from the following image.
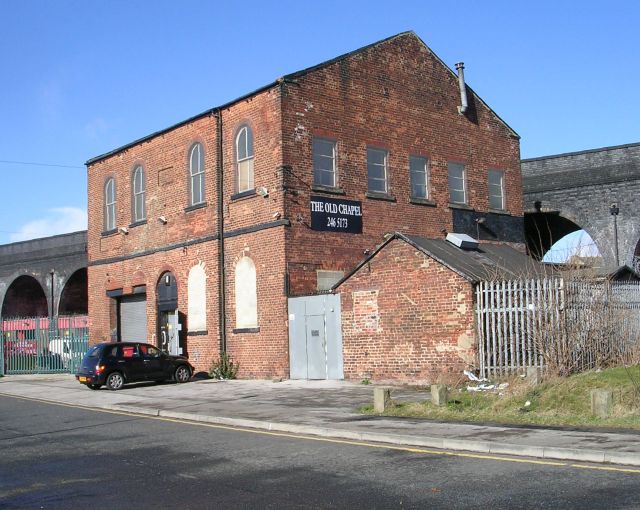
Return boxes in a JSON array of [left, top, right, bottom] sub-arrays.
[[86, 32, 524, 379]]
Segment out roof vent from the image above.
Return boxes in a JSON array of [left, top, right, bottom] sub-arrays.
[[446, 232, 478, 250]]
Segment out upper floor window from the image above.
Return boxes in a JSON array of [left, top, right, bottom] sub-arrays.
[[236, 126, 254, 193], [132, 165, 146, 222], [189, 143, 205, 205], [448, 162, 466, 204], [367, 147, 388, 194], [104, 177, 116, 231], [313, 138, 337, 187], [409, 156, 429, 199], [488, 169, 505, 210]]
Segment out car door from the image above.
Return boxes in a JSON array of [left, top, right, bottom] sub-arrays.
[[118, 344, 145, 382], [139, 344, 167, 381]]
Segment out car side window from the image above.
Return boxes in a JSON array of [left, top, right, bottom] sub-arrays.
[[106, 346, 118, 357], [146, 346, 161, 358], [122, 345, 136, 358]]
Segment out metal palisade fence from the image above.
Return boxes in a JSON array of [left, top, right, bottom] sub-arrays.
[[0, 316, 89, 375], [476, 278, 640, 377]]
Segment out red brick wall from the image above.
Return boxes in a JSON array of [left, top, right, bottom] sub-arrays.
[[281, 32, 522, 295], [338, 238, 476, 383], [87, 89, 287, 377]]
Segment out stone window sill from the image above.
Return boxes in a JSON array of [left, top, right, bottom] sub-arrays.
[[448, 202, 474, 211], [311, 184, 345, 195], [366, 192, 396, 202], [128, 219, 147, 228], [101, 228, 118, 237], [184, 202, 208, 213], [232, 327, 260, 334], [231, 189, 256, 201], [410, 197, 437, 207]]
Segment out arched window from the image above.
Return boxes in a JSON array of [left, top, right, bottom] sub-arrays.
[[104, 177, 116, 231], [235, 126, 254, 193], [187, 264, 207, 332], [189, 143, 205, 205], [235, 256, 258, 329], [132, 165, 146, 222]]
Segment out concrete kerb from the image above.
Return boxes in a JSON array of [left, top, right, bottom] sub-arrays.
[[104, 406, 640, 468], [2, 389, 640, 468]]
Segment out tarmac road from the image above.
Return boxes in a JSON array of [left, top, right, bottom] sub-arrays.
[[1, 395, 639, 509]]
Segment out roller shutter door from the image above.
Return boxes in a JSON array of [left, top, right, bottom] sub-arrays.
[[120, 294, 147, 342]]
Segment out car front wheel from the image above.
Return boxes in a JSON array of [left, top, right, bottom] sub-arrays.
[[106, 372, 125, 391], [174, 365, 191, 384]]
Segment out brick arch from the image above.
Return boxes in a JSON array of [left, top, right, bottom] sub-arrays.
[[58, 268, 88, 315], [130, 270, 146, 288], [2, 274, 48, 317]]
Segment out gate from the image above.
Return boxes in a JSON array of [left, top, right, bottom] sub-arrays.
[[288, 294, 343, 379], [0, 316, 89, 375]]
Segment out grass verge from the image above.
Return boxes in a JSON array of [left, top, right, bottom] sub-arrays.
[[361, 365, 640, 429]]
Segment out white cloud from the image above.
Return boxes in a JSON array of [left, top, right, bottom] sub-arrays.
[[10, 207, 87, 243]]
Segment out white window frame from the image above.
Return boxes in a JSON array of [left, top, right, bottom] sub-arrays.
[[488, 169, 505, 210], [313, 137, 337, 188], [132, 165, 145, 222], [409, 155, 429, 199], [448, 162, 467, 205], [104, 177, 116, 231], [236, 126, 254, 193], [189, 143, 205, 205], [367, 147, 389, 194]]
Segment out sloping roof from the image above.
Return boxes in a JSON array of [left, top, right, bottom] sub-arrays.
[[334, 232, 545, 289], [87, 31, 518, 165]]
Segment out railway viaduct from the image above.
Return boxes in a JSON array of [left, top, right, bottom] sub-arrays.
[[0, 231, 87, 318], [522, 142, 640, 269]]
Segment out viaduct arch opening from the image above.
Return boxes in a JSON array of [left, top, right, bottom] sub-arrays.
[[525, 212, 600, 262], [59, 268, 88, 315], [2, 275, 48, 317]]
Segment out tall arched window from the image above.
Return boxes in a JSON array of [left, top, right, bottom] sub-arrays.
[[235, 126, 254, 193], [235, 256, 258, 329], [189, 143, 205, 205], [132, 165, 146, 222], [104, 177, 116, 231]]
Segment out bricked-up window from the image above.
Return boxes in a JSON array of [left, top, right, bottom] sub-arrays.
[[187, 263, 207, 332], [104, 177, 116, 232], [409, 156, 429, 199], [488, 169, 505, 210], [317, 270, 344, 291], [448, 162, 467, 204], [235, 256, 258, 329], [367, 147, 388, 193], [189, 143, 205, 205], [236, 126, 254, 193], [132, 165, 146, 222], [313, 138, 336, 187]]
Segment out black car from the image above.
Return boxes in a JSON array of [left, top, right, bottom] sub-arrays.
[[75, 342, 193, 390]]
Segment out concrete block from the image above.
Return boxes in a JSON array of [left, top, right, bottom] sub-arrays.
[[591, 389, 613, 418], [431, 384, 448, 406], [525, 367, 542, 385], [373, 387, 391, 412]]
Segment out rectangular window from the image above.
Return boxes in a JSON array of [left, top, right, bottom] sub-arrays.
[[317, 270, 345, 291], [488, 169, 505, 210], [367, 147, 388, 193], [313, 138, 336, 187], [409, 156, 429, 199], [448, 162, 466, 204]]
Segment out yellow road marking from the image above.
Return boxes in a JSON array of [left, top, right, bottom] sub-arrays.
[[2, 392, 638, 474]]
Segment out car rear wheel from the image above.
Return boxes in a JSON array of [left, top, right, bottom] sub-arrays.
[[174, 365, 191, 383], [106, 372, 124, 391], [87, 383, 101, 390]]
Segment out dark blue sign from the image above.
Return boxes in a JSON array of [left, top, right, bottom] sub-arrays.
[[310, 196, 362, 234]]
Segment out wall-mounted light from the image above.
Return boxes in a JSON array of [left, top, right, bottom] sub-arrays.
[[272, 211, 281, 219], [119, 227, 129, 235], [256, 186, 269, 197], [158, 216, 168, 224]]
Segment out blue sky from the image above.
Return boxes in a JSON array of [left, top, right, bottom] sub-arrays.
[[1, 1, 638, 256]]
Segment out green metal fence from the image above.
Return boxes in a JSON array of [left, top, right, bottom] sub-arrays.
[[0, 316, 89, 375]]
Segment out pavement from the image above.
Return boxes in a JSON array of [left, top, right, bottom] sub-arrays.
[[1, 374, 639, 467]]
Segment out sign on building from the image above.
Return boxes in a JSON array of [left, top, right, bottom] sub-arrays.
[[310, 196, 362, 234]]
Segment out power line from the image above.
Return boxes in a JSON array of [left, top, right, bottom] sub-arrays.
[[0, 159, 84, 169]]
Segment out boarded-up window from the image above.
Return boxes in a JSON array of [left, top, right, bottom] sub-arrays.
[[317, 270, 344, 291], [352, 290, 380, 333], [187, 264, 207, 332], [235, 256, 258, 328]]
